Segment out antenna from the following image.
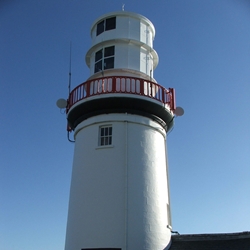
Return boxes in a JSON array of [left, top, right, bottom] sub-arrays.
[[67, 42, 75, 143], [55, 42, 75, 143], [68, 41, 72, 95]]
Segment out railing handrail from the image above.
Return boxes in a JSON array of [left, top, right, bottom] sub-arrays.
[[66, 76, 175, 113]]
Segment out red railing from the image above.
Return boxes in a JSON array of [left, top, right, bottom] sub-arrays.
[[67, 76, 176, 113]]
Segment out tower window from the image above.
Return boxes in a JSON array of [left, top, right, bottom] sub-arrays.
[[96, 17, 116, 36], [95, 46, 115, 73], [99, 126, 112, 146], [96, 20, 104, 36], [105, 17, 116, 30]]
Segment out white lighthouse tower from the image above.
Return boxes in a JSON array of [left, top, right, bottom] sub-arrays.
[[60, 10, 179, 250]]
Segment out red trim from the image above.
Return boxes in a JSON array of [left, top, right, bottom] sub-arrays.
[[169, 88, 176, 111], [67, 76, 176, 113]]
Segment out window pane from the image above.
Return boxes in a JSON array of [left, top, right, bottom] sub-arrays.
[[109, 127, 112, 135], [106, 17, 116, 31], [100, 128, 104, 136], [95, 49, 103, 62], [95, 61, 102, 73], [96, 20, 104, 36], [99, 126, 112, 146], [105, 127, 108, 135], [101, 137, 104, 146], [104, 46, 114, 57], [104, 137, 109, 145], [104, 57, 114, 70]]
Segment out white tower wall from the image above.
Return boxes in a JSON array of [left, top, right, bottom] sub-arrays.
[[63, 10, 176, 250], [86, 11, 158, 80], [90, 12, 155, 47], [87, 43, 155, 78], [126, 117, 171, 250], [65, 114, 171, 250]]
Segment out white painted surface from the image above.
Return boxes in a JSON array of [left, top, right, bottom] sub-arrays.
[[65, 10, 173, 250], [86, 11, 158, 78], [86, 41, 157, 77], [90, 11, 155, 47], [65, 114, 172, 250]]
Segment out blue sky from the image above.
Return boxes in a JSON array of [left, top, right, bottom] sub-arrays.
[[1, 1, 250, 249]]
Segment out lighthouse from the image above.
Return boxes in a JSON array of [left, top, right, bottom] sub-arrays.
[[59, 10, 180, 250]]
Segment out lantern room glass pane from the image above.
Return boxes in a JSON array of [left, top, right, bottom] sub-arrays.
[[104, 46, 114, 57], [96, 17, 116, 36], [96, 20, 104, 36], [94, 46, 115, 73], [104, 57, 114, 70], [106, 17, 116, 31], [95, 49, 102, 62], [94, 60, 102, 73]]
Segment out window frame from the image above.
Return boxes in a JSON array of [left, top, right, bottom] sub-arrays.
[[94, 46, 115, 73], [96, 20, 105, 36], [99, 125, 113, 147], [96, 17, 116, 36]]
